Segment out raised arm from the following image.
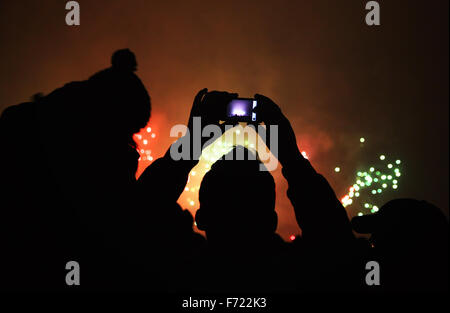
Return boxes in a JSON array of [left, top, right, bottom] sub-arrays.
[[254, 94, 354, 244], [138, 89, 237, 203]]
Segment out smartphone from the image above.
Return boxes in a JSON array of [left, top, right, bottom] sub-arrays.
[[226, 98, 258, 122]]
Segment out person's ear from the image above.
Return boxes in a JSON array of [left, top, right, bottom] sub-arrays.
[[195, 208, 207, 231]]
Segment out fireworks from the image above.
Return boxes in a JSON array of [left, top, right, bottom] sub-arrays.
[[134, 123, 157, 163], [135, 126, 403, 224], [178, 126, 274, 211], [179, 130, 247, 209], [338, 138, 403, 215]]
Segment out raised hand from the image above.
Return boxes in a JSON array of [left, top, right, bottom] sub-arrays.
[[254, 94, 302, 167], [187, 89, 238, 151]]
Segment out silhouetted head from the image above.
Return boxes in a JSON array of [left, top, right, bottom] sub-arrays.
[[87, 49, 151, 138], [37, 49, 151, 179], [352, 198, 448, 250], [352, 198, 449, 290], [195, 146, 277, 247]]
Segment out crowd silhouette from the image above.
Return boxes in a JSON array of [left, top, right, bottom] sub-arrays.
[[0, 50, 448, 293]]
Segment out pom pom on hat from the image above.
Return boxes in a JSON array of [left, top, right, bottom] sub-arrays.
[[111, 49, 137, 72]]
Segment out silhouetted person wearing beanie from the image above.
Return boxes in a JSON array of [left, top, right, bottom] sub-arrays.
[[0, 49, 161, 290]]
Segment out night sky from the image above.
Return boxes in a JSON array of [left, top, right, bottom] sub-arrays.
[[0, 0, 448, 239]]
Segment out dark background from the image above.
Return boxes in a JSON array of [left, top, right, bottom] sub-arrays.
[[0, 0, 448, 239]]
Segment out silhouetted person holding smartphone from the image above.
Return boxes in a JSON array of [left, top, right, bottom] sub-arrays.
[[139, 90, 359, 291]]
